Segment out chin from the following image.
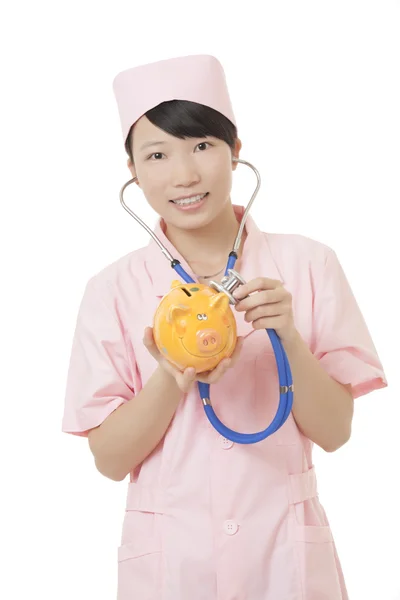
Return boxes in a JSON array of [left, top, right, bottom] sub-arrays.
[[179, 211, 219, 231]]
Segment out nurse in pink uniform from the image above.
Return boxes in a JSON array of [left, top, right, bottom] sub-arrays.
[[62, 55, 387, 599]]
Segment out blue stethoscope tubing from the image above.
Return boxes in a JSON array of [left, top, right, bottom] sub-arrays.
[[120, 157, 294, 444], [172, 260, 294, 444]]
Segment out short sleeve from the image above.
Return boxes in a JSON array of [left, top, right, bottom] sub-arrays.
[[311, 249, 387, 399], [62, 276, 137, 437]]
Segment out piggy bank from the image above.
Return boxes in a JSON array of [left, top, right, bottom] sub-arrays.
[[153, 280, 237, 373]]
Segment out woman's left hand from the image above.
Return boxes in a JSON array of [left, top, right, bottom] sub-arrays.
[[233, 277, 298, 344]]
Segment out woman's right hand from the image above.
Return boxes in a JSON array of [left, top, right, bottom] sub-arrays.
[[143, 327, 243, 393]]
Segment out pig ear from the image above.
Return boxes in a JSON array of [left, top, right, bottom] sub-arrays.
[[167, 304, 191, 325], [209, 293, 230, 313], [171, 280, 183, 289]]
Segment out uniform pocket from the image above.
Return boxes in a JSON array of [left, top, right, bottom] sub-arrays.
[[117, 540, 161, 600], [288, 475, 344, 599], [118, 539, 161, 562], [117, 484, 164, 599], [294, 524, 343, 599]]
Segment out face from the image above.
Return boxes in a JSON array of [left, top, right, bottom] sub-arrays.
[[127, 115, 241, 230]]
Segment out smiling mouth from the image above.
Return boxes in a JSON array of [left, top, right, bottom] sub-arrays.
[[170, 192, 209, 206], [180, 339, 227, 358]]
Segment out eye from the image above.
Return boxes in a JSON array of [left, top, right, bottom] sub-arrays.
[[202, 313, 208, 320], [195, 142, 211, 152], [148, 152, 165, 160], [197, 314, 203, 320]]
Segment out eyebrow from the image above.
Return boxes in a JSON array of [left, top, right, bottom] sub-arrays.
[[139, 140, 167, 151]]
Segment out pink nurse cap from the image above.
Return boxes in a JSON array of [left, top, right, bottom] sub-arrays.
[[112, 54, 237, 146]]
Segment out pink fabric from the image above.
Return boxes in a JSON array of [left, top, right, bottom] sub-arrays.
[[62, 206, 387, 598], [112, 55, 237, 146]]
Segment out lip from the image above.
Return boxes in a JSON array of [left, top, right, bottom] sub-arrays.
[[170, 193, 209, 212], [170, 192, 208, 202]]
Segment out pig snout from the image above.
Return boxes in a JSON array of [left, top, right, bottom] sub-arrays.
[[196, 329, 221, 354]]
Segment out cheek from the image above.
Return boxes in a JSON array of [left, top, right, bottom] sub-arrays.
[[202, 152, 232, 185], [139, 170, 168, 207], [208, 161, 232, 186], [215, 172, 232, 196]]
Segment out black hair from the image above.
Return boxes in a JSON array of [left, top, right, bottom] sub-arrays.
[[125, 99, 237, 163]]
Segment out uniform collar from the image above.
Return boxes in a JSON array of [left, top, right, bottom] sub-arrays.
[[144, 204, 284, 298]]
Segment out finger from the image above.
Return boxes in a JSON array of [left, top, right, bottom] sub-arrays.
[[198, 358, 231, 384], [235, 288, 286, 311], [183, 366, 196, 383], [244, 302, 286, 322], [177, 367, 196, 392], [182, 365, 196, 380], [229, 338, 244, 366], [142, 327, 161, 360], [233, 277, 284, 301], [252, 315, 286, 331], [228, 337, 242, 360], [142, 326, 154, 346], [212, 358, 232, 381]]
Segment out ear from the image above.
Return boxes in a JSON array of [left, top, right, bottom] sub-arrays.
[[168, 304, 191, 322], [232, 138, 242, 171], [171, 280, 183, 289], [127, 158, 140, 187], [168, 304, 191, 336], [209, 293, 230, 314]]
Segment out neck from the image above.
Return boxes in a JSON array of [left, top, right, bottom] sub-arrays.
[[163, 202, 246, 278]]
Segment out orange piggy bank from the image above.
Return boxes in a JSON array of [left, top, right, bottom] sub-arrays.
[[153, 280, 237, 373]]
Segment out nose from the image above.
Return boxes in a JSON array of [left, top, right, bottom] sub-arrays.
[[196, 329, 221, 354], [172, 158, 200, 188]]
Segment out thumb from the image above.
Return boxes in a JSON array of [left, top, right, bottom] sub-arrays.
[[230, 336, 244, 365], [185, 367, 196, 380], [233, 336, 244, 352], [143, 327, 160, 360], [182, 367, 197, 391], [143, 327, 154, 347]]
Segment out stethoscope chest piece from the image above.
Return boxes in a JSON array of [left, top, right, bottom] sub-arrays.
[[209, 269, 247, 305]]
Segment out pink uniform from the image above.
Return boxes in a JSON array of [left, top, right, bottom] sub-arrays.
[[62, 205, 387, 599]]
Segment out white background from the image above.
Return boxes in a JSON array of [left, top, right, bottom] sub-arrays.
[[1, 1, 399, 598]]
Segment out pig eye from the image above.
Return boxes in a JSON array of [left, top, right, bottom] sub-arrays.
[[197, 314, 203, 320], [202, 313, 208, 320]]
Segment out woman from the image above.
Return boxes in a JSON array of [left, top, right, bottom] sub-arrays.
[[62, 54, 387, 599]]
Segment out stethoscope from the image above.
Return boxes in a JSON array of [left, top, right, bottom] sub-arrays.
[[119, 158, 294, 444]]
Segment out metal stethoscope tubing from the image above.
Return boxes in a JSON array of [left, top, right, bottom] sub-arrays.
[[119, 158, 259, 260]]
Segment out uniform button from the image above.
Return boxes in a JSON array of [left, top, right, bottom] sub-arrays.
[[223, 520, 239, 535], [220, 436, 234, 449]]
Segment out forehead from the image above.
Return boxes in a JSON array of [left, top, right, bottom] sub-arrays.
[[131, 115, 218, 153], [131, 116, 177, 150], [133, 115, 165, 137]]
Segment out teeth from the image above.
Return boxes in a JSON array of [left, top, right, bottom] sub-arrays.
[[173, 193, 206, 206]]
